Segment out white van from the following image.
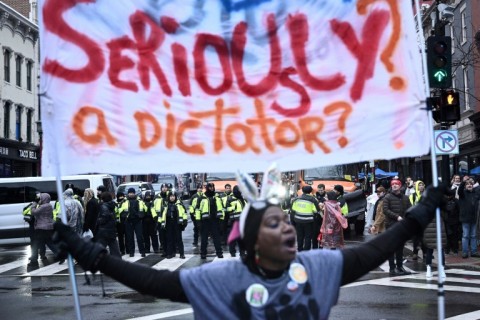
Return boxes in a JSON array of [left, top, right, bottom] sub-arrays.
[[0, 174, 116, 245]]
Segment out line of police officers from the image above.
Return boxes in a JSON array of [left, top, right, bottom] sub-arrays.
[[23, 181, 349, 262]]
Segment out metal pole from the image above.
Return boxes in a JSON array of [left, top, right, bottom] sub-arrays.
[[46, 97, 83, 320], [414, 0, 445, 319]]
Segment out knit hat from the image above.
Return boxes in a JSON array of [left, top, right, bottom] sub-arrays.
[[127, 187, 136, 194], [390, 179, 402, 186], [97, 185, 107, 192]]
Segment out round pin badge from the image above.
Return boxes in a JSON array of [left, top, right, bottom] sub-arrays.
[[245, 283, 269, 308], [289, 262, 308, 284]]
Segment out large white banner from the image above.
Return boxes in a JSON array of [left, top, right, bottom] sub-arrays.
[[39, 0, 428, 175]]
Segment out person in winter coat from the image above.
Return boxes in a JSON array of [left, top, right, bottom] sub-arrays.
[[422, 209, 447, 280], [83, 188, 99, 237], [29, 193, 57, 267], [227, 186, 247, 257], [142, 191, 159, 253], [197, 183, 224, 259], [312, 184, 326, 249], [409, 180, 427, 261], [370, 187, 387, 235], [115, 191, 128, 255], [119, 188, 147, 257], [444, 192, 460, 254], [458, 180, 480, 258], [95, 192, 122, 258], [383, 179, 412, 276], [51, 172, 450, 320], [319, 191, 348, 249], [64, 189, 85, 235], [188, 184, 204, 247], [160, 193, 187, 259]]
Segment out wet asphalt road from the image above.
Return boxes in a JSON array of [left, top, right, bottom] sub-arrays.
[[1, 225, 480, 319]]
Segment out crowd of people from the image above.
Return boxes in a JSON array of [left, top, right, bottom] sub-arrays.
[[367, 174, 480, 279]]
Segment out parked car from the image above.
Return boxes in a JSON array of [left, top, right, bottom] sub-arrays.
[[117, 182, 154, 198]]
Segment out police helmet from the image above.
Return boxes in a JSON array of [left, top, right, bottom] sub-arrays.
[[65, 183, 74, 190]]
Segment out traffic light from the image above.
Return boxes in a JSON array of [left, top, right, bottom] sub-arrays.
[[427, 36, 452, 89], [439, 90, 460, 122]]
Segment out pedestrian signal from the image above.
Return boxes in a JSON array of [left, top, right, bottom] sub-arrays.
[[427, 36, 452, 89], [439, 90, 460, 122]]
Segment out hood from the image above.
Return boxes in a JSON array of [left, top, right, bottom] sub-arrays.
[[414, 180, 425, 198], [40, 193, 51, 204], [63, 188, 74, 198]]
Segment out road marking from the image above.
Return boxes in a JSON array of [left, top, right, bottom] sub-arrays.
[[212, 253, 240, 262], [445, 310, 480, 320], [28, 262, 69, 276], [344, 269, 480, 293], [152, 255, 193, 271], [125, 307, 193, 320], [0, 259, 29, 273]]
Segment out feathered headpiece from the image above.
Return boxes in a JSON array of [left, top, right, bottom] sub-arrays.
[[227, 163, 285, 244]]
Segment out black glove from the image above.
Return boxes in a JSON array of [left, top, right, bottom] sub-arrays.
[[405, 184, 449, 229], [53, 222, 107, 273]]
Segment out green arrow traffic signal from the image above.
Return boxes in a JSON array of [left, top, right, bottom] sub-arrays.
[[434, 70, 447, 82], [427, 36, 452, 88]]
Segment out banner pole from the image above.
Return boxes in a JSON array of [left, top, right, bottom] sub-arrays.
[[47, 100, 83, 320], [413, 1, 445, 319]]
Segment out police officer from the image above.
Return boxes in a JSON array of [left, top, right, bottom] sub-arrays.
[[333, 185, 349, 215], [312, 184, 327, 249], [220, 183, 233, 245], [119, 188, 147, 257], [198, 183, 224, 259], [115, 191, 128, 255], [290, 185, 321, 251], [189, 184, 204, 247], [154, 183, 170, 256], [142, 191, 159, 253], [160, 193, 188, 259], [226, 186, 246, 257]]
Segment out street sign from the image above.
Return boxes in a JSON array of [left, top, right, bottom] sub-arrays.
[[434, 130, 459, 155]]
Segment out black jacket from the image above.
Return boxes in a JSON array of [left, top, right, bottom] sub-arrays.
[[95, 201, 117, 238], [383, 191, 411, 228], [458, 182, 479, 224]]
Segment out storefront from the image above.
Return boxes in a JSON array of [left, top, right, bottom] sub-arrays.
[[0, 139, 40, 177]]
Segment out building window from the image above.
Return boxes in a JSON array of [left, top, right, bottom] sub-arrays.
[[463, 67, 470, 110], [26, 61, 32, 91], [4, 50, 11, 83], [461, 11, 467, 44], [26, 109, 32, 143], [16, 106, 22, 141], [16, 55, 22, 87], [4, 102, 11, 138]]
